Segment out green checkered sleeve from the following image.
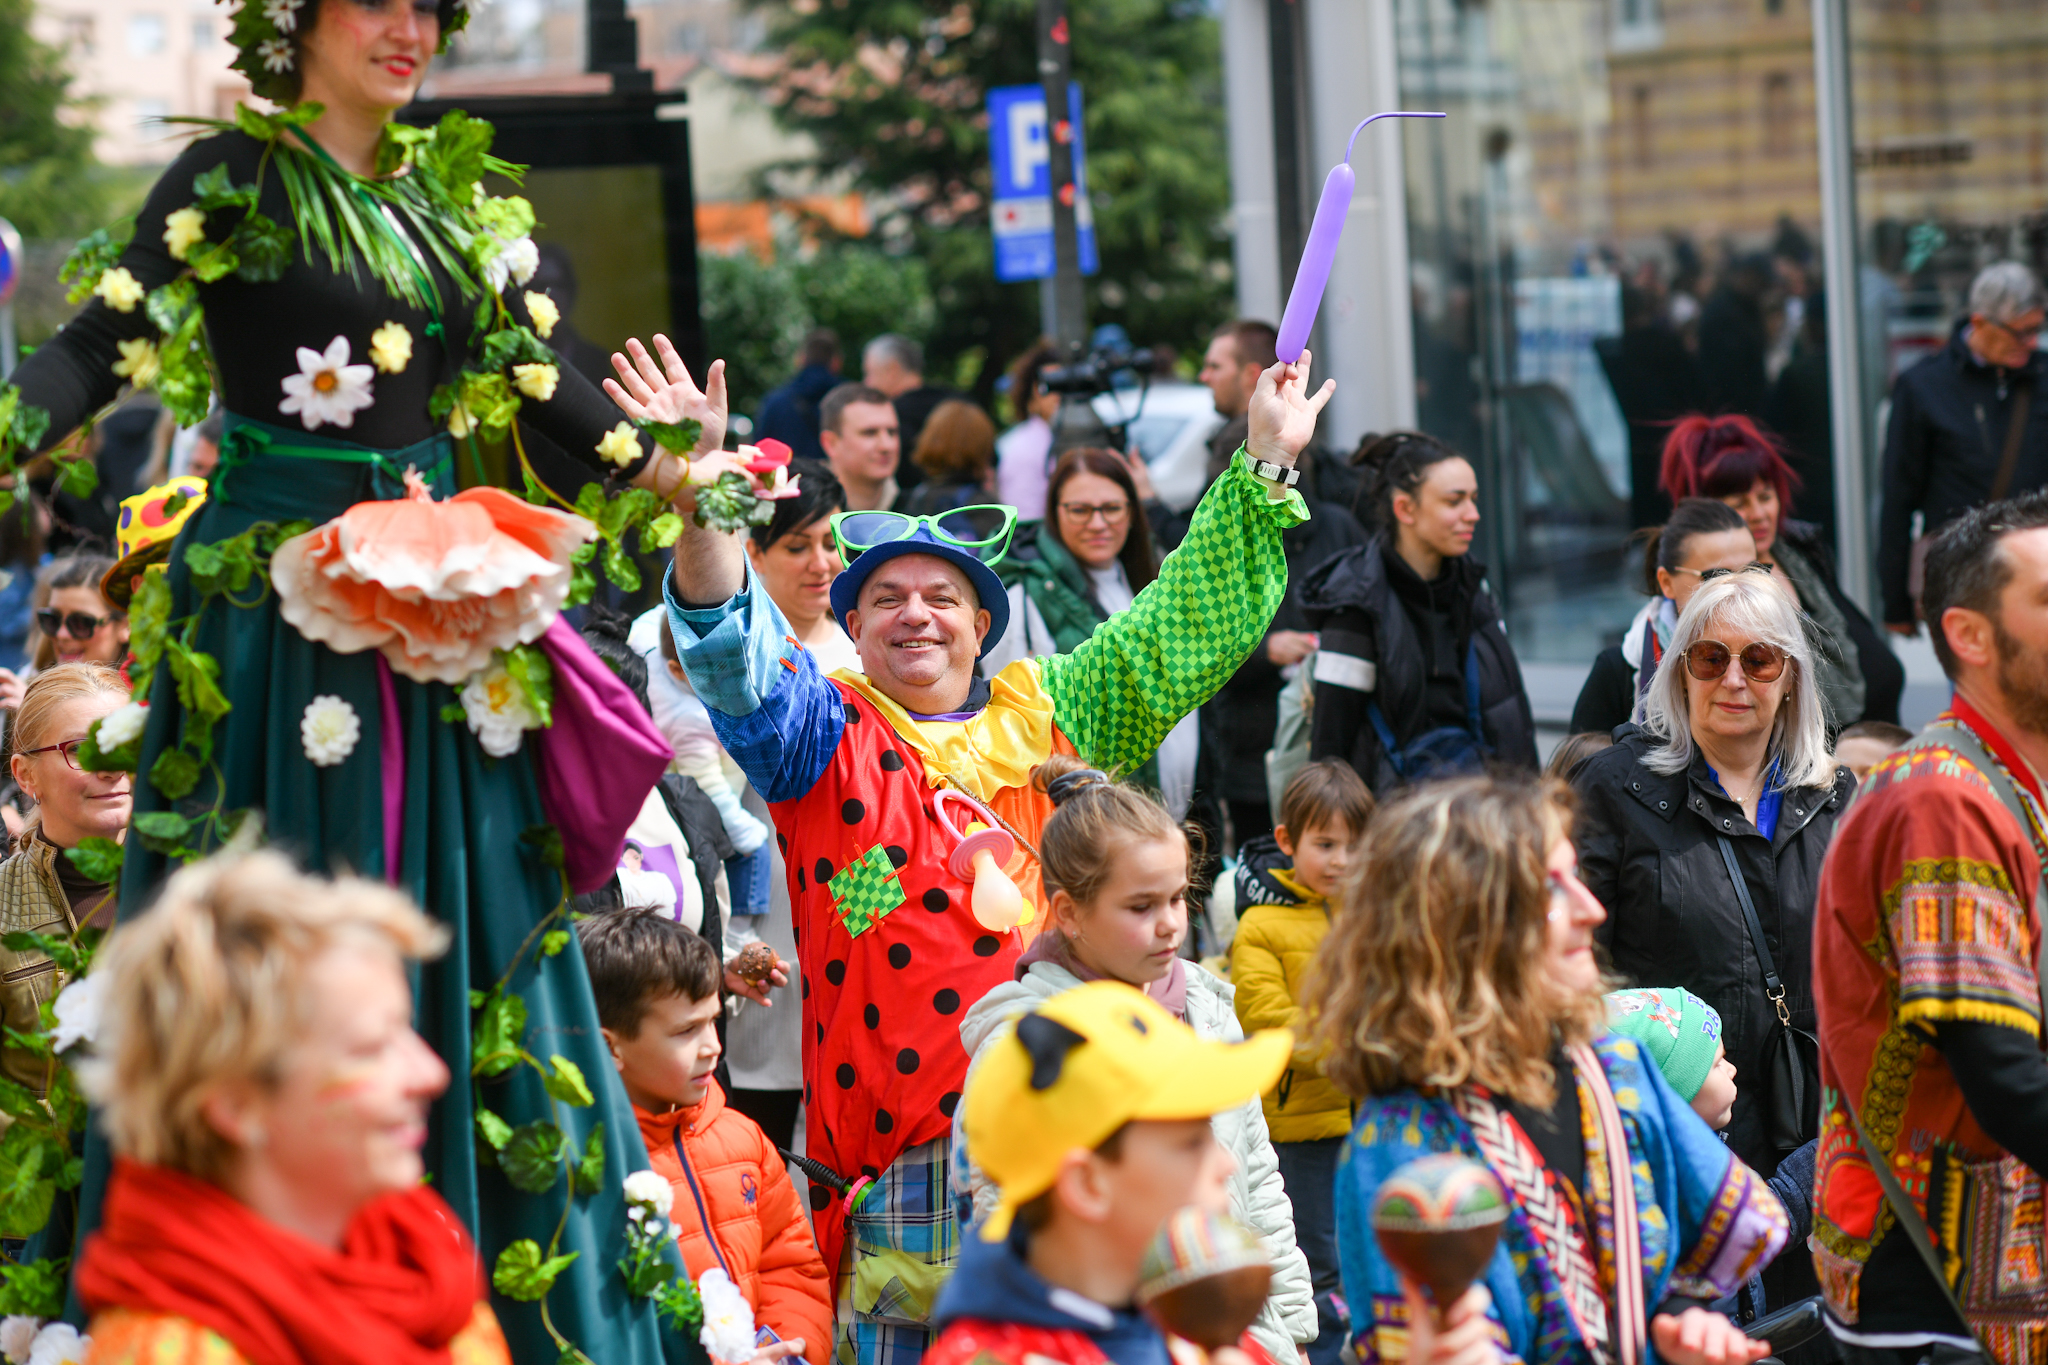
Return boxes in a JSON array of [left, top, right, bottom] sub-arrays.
[[1040, 448, 1309, 774]]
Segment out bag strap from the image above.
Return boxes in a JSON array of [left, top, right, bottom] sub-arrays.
[[1464, 637, 1485, 741], [1989, 382, 2034, 504], [1845, 1098, 1983, 1351], [1715, 835, 1792, 1029], [1570, 1043, 1646, 1365]]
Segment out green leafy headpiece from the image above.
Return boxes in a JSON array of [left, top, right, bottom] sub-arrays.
[[221, 0, 478, 104]]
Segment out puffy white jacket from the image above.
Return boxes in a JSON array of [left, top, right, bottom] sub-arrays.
[[953, 960, 1318, 1360]]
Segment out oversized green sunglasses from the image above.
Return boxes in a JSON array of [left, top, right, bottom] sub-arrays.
[[829, 504, 1017, 568]]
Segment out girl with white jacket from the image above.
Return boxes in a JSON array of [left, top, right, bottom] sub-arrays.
[[951, 757, 1317, 1363]]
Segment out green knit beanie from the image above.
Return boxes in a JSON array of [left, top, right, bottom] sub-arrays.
[[1603, 987, 1723, 1100]]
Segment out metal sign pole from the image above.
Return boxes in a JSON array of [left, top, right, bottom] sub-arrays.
[[1812, 0, 1872, 610], [1036, 0, 1088, 358]]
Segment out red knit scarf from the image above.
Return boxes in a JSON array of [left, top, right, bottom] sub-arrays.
[[77, 1160, 483, 1365]]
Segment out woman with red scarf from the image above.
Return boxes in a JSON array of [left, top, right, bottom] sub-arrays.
[[73, 851, 505, 1365]]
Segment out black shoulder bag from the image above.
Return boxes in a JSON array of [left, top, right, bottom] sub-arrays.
[[1716, 835, 1821, 1156]]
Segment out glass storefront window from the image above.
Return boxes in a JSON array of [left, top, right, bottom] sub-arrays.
[[1394, 0, 1829, 665]]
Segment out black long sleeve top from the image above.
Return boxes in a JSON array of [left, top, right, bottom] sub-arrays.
[[8, 129, 649, 478]]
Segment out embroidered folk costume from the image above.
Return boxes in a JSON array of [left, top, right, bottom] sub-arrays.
[[1812, 698, 2048, 1364], [1337, 1034, 1788, 1365]]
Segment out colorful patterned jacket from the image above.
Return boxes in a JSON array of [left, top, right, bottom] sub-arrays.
[[1337, 1033, 1788, 1365], [666, 453, 1308, 1277]]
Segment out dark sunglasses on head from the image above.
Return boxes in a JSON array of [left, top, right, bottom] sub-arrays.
[[1682, 639, 1788, 683], [1688, 561, 1776, 584], [36, 608, 120, 639]]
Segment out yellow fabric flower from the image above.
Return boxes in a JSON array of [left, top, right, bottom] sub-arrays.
[[596, 421, 640, 469], [94, 267, 145, 314], [111, 337, 160, 387], [162, 207, 207, 261], [524, 291, 560, 339], [447, 403, 476, 439], [369, 321, 413, 375], [512, 363, 559, 402]]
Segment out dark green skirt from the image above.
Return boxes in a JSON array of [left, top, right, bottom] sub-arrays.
[[104, 417, 693, 1365]]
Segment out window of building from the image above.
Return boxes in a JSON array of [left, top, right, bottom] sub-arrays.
[[1763, 73, 1793, 155], [127, 13, 166, 56], [191, 15, 213, 48]]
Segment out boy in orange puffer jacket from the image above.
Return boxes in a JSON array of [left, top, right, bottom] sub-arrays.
[[580, 907, 832, 1364]]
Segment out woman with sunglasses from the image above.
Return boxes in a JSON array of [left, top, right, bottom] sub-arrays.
[[982, 449, 1201, 816], [0, 555, 128, 713], [0, 662, 131, 1096], [1570, 572, 1852, 1190], [1316, 774, 1785, 1365]]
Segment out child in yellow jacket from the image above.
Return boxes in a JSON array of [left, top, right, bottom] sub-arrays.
[[1229, 760, 1373, 1365]]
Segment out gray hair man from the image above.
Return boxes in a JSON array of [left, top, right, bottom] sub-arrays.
[[863, 333, 960, 488], [1879, 260, 2047, 630]]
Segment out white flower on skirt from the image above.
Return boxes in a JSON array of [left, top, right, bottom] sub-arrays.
[[301, 694, 361, 767], [458, 659, 538, 758], [49, 974, 104, 1054], [621, 1168, 675, 1217], [0, 1316, 39, 1364], [697, 1268, 757, 1364], [25, 1323, 88, 1365], [279, 336, 375, 431], [257, 37, 294, 72], [263, 0, 304, 31]]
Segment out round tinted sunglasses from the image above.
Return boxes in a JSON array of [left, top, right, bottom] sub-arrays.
[[36, 608, 120, 639], [829, 505, 1017, 568], [1681, 640, 1788, 683]]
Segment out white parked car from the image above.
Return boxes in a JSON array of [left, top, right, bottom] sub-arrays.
[[1090, 381, 1224, 512]]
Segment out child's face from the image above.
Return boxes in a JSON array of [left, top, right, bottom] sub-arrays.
[[1691, 1043, 1738, 1131], [602, 989, 723, 1113], [1053, 832, 1189, 986], [1276, 818, 1357, 900], [1078, 1119, 1236, 1261], [1834, 736, 1899, 783]]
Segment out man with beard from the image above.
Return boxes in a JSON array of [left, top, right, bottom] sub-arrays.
[[1810, 490, 2048, 1365]]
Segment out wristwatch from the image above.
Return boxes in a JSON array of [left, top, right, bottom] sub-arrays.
[[1249, 456, 1301, 487]]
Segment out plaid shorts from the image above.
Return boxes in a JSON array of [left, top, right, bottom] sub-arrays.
[[834, 1137, 959, 1365]]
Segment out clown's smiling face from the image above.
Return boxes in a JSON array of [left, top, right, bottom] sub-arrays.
[[846, 553, 990, 714]]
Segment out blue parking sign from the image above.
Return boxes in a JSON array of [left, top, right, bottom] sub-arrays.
[[987, 84, 1097, 283]]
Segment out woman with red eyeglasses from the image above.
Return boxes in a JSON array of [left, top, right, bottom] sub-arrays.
[[1568, 570, 1851, 1207], [0, 661, 132, 1095], [0, 555, 129, 713]]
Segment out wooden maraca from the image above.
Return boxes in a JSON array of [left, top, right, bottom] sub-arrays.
[[1136, 1208, 1274, 1353], [1370, 1154, 1508, 1319]]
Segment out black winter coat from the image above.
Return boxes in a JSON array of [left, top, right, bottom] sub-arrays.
[[1878, 323, 2048, 625], [1299, 538, 1537, 796], [1775, 516, 1905, 726], [1571, 726, 1853, 1173]]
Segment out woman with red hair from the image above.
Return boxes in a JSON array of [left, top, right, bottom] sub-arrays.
[[1659, 414, 1902, 726]]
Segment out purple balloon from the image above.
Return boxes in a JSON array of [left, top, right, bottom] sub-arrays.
[[1274, 112, 1447, 366]]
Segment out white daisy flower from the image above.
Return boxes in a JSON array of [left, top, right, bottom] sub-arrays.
[[94, 700, 148, 750], [0, 1317, 38, 1365], [112, 337, 160, 388], [263, 0, 303, 31], [257, 37, 294, 72], [301, 694, 360, 767], [483, 235, 539, 293], [512, 363, 558, 402], [25, 1322, 87, 1365], [279, 335, 375, 431], [596, 421, 640, 469], [162, 206, 207, 261], [697, 1268, 757, 1364], [523, 291, 560, 339], [369, 321, 412, 375], [458, 659, 538, 758], [93, 267, 145, 314], [49, 974, 104, 1054], [622, 1168, 675, 1216]]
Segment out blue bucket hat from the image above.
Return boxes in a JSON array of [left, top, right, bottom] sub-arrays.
[[829, 524, 1011, 659]]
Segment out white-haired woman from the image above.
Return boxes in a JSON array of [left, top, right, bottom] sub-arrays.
[[1569, 569, 1852, 1180]]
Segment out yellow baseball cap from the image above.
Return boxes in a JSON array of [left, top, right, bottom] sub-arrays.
[[966, 980, 1292, 1241]]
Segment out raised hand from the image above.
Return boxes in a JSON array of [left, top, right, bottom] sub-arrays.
[[604, 335, 727, 457], [1245, 348, 1336, 468]]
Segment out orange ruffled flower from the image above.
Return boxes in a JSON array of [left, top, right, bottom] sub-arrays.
[[273, 471, 596, 684]]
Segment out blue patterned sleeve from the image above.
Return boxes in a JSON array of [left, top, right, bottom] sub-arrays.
[[662, 566, 844, 803]]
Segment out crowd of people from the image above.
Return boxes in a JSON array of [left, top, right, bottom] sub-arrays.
[[0, 5, 2045, 1365]]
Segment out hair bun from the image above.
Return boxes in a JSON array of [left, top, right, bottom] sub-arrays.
[[1045, 767, 1111, 808]]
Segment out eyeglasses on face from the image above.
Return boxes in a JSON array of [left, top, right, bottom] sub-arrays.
[[1057, 500, 1130, 526], [1988, 316, 2045, 343], [22, 737, 93, 772], [1681, 639, 1789, 684], [36, 608, 120, 639]]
